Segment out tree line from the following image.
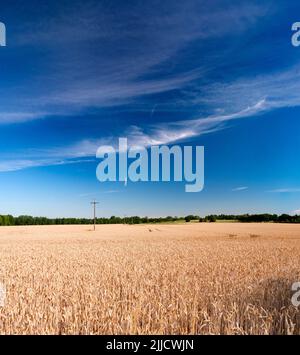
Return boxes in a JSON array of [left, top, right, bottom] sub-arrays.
[[197, 214, 300, 223], [0, 215, 179, 226], [0, 213, 299, 226]]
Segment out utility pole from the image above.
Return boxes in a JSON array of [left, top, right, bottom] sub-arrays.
[[91, 200, 99, 231]]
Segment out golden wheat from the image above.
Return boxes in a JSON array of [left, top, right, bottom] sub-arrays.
[[0, 223, 299, 335]]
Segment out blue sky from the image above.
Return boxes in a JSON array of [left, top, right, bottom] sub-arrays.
[[0, 0, 300, 218]]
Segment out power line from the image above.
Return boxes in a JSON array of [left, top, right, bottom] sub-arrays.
[[90, 200, 99, 231]]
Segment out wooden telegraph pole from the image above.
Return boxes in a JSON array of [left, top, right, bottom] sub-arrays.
[[91, 200, 99, 231]]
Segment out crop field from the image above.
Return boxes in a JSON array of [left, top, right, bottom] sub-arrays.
[[0, 223, 299, 335]]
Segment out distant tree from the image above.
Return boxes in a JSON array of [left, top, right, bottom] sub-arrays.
[[205, 215, 217, 223]]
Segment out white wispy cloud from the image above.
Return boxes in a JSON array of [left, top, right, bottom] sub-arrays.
[[267, 188, 300, 193], [15, 1, 267, 47], [232, 186, 249, 192], [0, 112, 49, 125], [120, 99, 268, 147], [117, 61, 300, 147], [39, 70, 202, 110], [190, 65, 300, 114], [0, 158, 94, 173], [0, 99, 270, 172], [1, 1, 268, 124]]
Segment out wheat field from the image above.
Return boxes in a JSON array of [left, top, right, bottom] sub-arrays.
[[0, 223, 299, 335]]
